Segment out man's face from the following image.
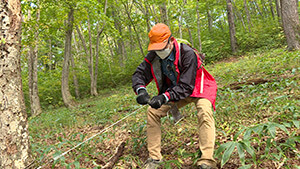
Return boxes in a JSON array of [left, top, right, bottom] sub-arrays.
[[155, 40, 174, 59]]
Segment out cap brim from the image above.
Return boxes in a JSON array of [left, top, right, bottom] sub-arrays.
[[148, 41, 168, 51]]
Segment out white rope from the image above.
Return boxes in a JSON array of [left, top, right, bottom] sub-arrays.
[[36, 105, 146, 169]]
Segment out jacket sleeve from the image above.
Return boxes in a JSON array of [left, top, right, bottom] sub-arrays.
[[132, 57, 153, 94], [165, 49, 197, 101]]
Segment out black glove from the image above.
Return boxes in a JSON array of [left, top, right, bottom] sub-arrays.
[[136, 89, 150, 105], [149, 95, 166, 109]]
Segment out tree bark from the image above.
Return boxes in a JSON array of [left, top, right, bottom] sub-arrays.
[[187, 25, 194, 47], [160, 3, 169, 26], [275, 0, 281, 19], [268, 0, 275, 19], [196, 0, 202, 52], [48, 39, 52, 70], [87, 14, 98, 96], [244, 0, 252, 33], [72, 33, 80, 99], [123, 1, 145, 57], [28, 5, 42, 116], [207, 8, 213, 33], [280, 0, 300, 50], [0, 0, 31, 168], [61, 7, 76, 108], [150, 5, 159, 24], [76, 24, 96, 95], [112, 7, 126, 67], [232, 0, 246, 30], [226, 0, 238, 54]]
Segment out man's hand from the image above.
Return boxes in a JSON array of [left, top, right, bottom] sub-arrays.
[[149, 95, 166, 109], [136, 89, 150, 105]]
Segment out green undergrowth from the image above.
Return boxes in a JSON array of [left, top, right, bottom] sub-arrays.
[[29, 48, 300, 169]]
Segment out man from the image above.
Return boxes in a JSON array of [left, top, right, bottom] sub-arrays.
[[132, 23, 218, 169]]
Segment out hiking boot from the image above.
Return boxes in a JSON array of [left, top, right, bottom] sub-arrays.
[[198, 163, 213, 169], [143, 158, 162, 169]]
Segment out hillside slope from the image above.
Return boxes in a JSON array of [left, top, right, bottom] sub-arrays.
[[29, 48, 300, 169]]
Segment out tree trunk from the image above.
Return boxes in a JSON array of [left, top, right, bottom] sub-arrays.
[[28, 6, 42, 116], [232, 0, 246, 30], [187, 25, 194, 47], [72, 33, 81, 99], [123, 1, 145, 57], [244, 0, 252, 33], [49, 39, 53, 70], [76, 25, 95, 95], [268, 0, 275, 19], [87, 14, 98, 96], [160, 3, 169, 26], [280, 0, 300, 50], [111, 7, 127, 67], [95, 25, 105, 94], [145, 3, 151, 32], [0, 0, 31, 168], [207, 8, 213, 32], [275, 0, 281, 19], [226, 0, 238, 54], [178, 0, 186, 39], [150, 5, 159, 24], [196, 0, 202, 52], [61, 7, 76, 108], [253, 1, 264, 18]]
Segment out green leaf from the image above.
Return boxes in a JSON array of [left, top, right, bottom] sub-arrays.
[[73, 161, 80, 168], [233, 128, 246, 141], [292, 120, 300, 128], [268, 125, 276, 138], [221, 142, 237, 167], [242, 140, 256, 164], [237, 142, 245, 165], [215, 142, 231, 158]]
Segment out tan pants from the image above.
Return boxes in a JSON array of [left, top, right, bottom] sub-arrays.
[[147, 97, 216, 167]]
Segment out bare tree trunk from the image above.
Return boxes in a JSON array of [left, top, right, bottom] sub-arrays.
[[87, 14, 98, 96], [275, 0, 281, 19], [187, 25, 194, 47], [76, 25, 95, 94], [232, 0, 246, 30], [0, 0, 31, 168], [72, 33, 81, 99], [178, 0, 186, 39], [226, 0, 238, 54], [253, 1, 264, 18], [207, 9, 213, 33], [111, 7, 127, 67], [268, 0, 275, 19], [105, 34, 117, 85], [95, 25, 105, 93], [27, 4, 42, 116], [145, 3, 151, 32], [196, 0, 202, 52], [261, 0, 267, 17], [149, 5, 159, 24], [280, 0, 300, 50], [49, 39, 52, 70], [123, 1, 145, 57], [244, 0, 252, 33], [61, 7, 76, 108], [160, 3, 169, 26]]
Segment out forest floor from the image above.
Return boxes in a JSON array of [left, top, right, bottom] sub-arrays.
[[28, 48, 300, 169]]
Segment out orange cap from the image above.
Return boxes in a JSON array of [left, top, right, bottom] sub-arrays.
[[148, 23, 171, 51]]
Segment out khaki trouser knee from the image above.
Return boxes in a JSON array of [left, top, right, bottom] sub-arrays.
[[146, 97, 216, 167]]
